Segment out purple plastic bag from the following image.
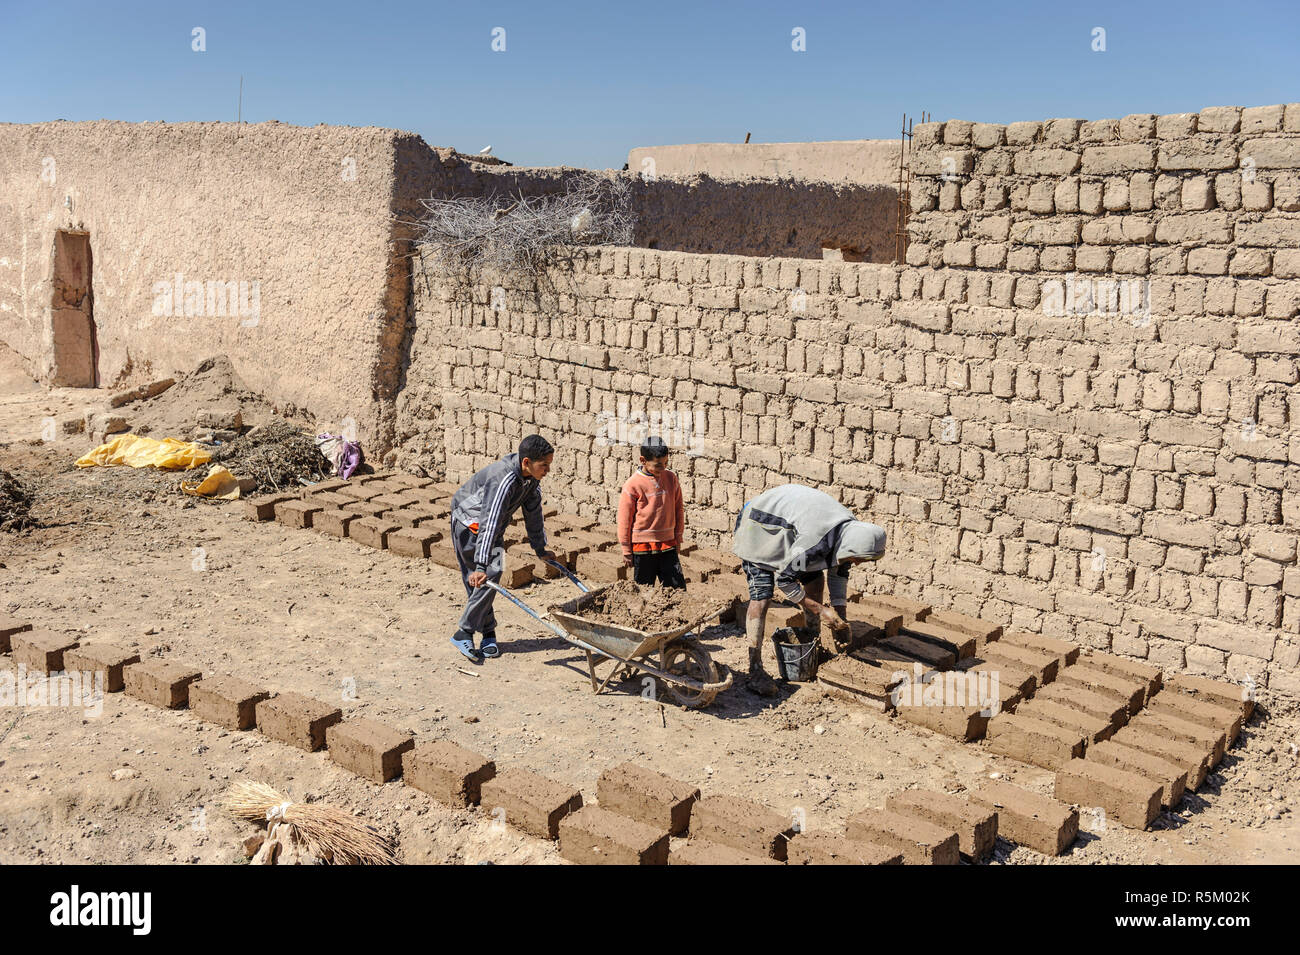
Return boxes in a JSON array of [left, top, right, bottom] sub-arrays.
[[316, 433, 365, 479]]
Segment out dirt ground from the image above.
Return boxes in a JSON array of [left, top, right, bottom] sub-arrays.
[[1, 370, 1298, 865]]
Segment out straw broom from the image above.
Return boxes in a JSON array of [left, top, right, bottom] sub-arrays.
[[223, 781, 398, 866]]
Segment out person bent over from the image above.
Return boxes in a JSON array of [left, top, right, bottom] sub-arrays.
[[731, 483, 886, 696]]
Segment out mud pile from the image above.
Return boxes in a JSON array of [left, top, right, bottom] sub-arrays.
[[573, 579, 720, 632]]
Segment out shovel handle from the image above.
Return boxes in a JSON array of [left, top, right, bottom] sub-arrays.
[[545, 557, 590, 593]]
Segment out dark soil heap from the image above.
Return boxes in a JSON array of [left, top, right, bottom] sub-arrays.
[[572, 579, 721, 632], [208, 420, 330, 493], [0, 466, 37, 532]]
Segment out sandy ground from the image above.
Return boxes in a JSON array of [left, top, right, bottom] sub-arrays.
[[2, 376, 1298, 865]]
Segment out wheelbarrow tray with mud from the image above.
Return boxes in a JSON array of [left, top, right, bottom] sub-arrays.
[[488, 566, 733, 709]]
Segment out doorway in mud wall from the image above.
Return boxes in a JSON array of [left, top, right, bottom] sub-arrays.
[[48, 229, 99, 387]]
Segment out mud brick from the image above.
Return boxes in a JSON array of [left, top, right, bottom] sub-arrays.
[[1018, 698, 1113, 744], [1034, 681, 1128, 730], [429, 540, 459, 570], [559, 805, 669, 865], [575, 551, 626, 583], [971, 781, 1079, 856], [899, 621, 976, 659], [895, 691, 991, 741], [502, 562, 535, 588], [980, 643, 1059, 685], [1087, 740, 1188, 809], [959, 658, 1037, 699], [480, 768, 584, 840], [429, 481, 459, 495], [886, 789, 999, 861], [274, 498, 322, 529], [669, 839, 781, 866], [327, 719, 415, 784], [255, 692, 343, 751], [61, 644, 141, 692], [389, 507, 441, 529], [690, 794, 796, 861], [302, 478, 349, 496], [1112, 725, 1210, 790], [568, 530, 613, 552], [371, 493, 416, 510], [0, 616, 33, 654], [678, 557, 719, 583], [243, 494, 294, 522], [820, 654, 907, 709], [786, 830, 903, 865], [388, 527, 442, 559], [1056, 664, 1146, 717], [1056, 758, 1162, 830], [596, 763, 699, 835], [344, 502, 388, 518], [11, 630, 80, 673], [1000, 630, 1081, 667], [690, 585, 742, 625], [188, 674, 270, 730], [859, 594, 930, 623], [1131, 710, 1226, 765], [1167, 673, 1253, 720], [1081, 652, 1163, 701], [337, 484, 383, 501], [350, 517, 401, 549], [925, 609, 1004, 648], [855, 609, 903, 640], [314, 508, 360, 538], [879, 634, 956, 670], [123, 659, 202, 709], [403, 740, 496, 808], [695, 548, 742, 574], [845, 807, 960, 865], [986, 713, 1086, 770], [1147, 689, 1242, 744], [386, 474, 433, 489], [310, 491, 354, 509], [553, 513, 599, 531], [770, 604, 808, 629]]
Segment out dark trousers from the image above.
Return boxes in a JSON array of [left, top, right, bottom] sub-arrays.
[[631, 550, 686, 589], [452, 520, 503, 634]]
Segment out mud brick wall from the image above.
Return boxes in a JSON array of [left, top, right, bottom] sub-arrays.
[[905, 104, 1300, 276], [404, 193, 1300, 697]]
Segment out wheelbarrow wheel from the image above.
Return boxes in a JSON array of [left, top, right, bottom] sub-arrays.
[[660, 638, 720, 709]]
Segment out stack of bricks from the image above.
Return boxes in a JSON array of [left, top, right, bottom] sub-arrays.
[[397, 102, 1300, 700]]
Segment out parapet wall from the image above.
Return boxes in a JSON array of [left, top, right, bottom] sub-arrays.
[[405, 151, 1300, 695], [906, 104, 1300, 277], [627, 139, 901, 186]]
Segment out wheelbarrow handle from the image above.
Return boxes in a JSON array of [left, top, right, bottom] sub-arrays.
[[483, 580, 571, 640], [544, 557, 590, 593]]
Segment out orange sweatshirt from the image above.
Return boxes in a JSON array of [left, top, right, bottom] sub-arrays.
[[618, 468, 685, 555]]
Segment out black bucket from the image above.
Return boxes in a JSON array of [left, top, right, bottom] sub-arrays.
[[772, 627, 820, 682]]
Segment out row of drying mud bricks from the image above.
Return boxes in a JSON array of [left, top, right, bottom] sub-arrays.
[[1, 616, 1086, 863], [243, 472, 748, 596], [815, 595, 1253, 833]]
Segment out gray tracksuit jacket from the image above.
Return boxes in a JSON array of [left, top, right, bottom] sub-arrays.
[[732, 484, 886, 604], [451, 452, 548, 573]]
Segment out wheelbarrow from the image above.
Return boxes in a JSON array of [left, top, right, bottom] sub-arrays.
[[486, 559, 733, 709]]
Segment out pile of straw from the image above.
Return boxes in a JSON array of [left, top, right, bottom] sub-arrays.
[[223, 781, 397, 866]]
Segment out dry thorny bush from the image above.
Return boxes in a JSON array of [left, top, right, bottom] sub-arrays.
[[414, 172, 634, 282]]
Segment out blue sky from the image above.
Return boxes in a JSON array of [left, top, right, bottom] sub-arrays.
[[2, 0, 1296, 169]]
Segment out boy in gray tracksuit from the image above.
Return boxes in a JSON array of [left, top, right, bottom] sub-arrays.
[[449, 434, 556, 662]]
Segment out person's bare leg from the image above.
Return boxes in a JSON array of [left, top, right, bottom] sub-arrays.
[[744, 599, 777, 697], [802, 575, 824, 641]]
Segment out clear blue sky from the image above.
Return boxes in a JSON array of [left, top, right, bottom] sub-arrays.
[[2, 0, 1296, 169]]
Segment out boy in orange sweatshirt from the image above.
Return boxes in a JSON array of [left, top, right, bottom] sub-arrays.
[[617, 437, 686, 589]]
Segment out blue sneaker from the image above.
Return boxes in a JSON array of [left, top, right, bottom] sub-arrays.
[[450, 632, 483, 664], [480, 632, 501, 658]]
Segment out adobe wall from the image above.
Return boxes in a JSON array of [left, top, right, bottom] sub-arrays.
[[627, 139, 901, 185], [402, 105, 1300, 698], [0, 121, 415, 444]]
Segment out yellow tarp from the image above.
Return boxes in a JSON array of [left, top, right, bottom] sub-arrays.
[[180, 464, 245, 500], [75, 434, 212, 471]]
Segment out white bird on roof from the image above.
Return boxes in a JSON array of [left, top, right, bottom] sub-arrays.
[[479, 146, 492, 155]]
